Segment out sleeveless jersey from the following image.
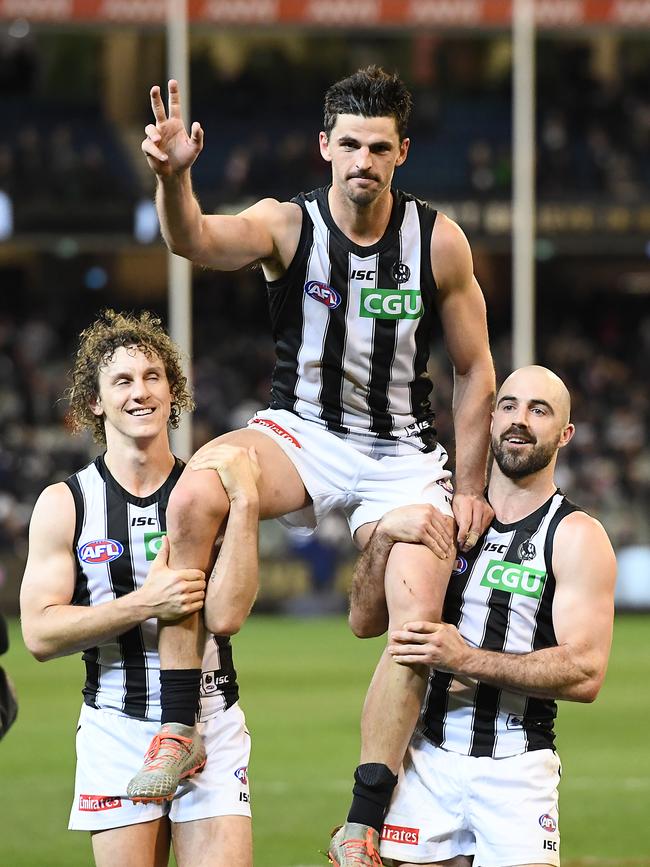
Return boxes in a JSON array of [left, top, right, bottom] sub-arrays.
[[65, 455, 238, 722], [266, 186, 440, 449], [421, 490, 581, 758]]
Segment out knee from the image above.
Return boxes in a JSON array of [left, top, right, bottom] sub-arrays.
[[167, 469, 229, 532]]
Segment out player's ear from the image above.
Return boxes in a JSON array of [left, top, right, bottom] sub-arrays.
[[319, 131, 332, 162], [396, 137, 410, 166], [558, 422, 575, 448], [89, 394, 103, 417]]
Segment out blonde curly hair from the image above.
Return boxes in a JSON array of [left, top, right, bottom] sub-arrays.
[[67, 309, 194, 444]]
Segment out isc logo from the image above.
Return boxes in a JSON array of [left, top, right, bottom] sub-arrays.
[[350, 269, 375, 280], [360, 288, 422, 320], [79, 539, 123, 564], [480, 559, 547, 599]]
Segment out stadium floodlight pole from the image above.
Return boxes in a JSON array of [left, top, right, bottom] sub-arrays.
[[512, 0, 536, 367], [167, 0, 193, 459]]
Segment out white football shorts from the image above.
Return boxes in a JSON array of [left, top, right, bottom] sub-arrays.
[[380, 734, 561, 867], [248, 408, 453, 536], [69, 702, 251, 831]]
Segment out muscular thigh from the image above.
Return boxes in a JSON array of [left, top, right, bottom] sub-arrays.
[[198, 428, 311, 519], [91, 819, 170, 867], [172, 815, 252, 867]]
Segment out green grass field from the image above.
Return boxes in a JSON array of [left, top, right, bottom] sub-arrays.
[[1, 614, 648, 866]]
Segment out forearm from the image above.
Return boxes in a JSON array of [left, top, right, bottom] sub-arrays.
[[460, 643, 601, 702], [156, 172, 205, 259], [204, 497, 259, 636], [349, 530, 392, 638], [23, 592, 152, 662], [452, 364, 494, 492]]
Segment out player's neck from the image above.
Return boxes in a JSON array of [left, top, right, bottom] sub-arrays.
[[328, 185, 393, 245], [487, 464, 558, 525], [103, 433, 175, 497]]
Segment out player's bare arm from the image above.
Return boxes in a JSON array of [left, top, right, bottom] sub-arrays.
[[350, 505, 456, 638], [189, 444, 261, 636], [432, 213, 495, 552], [142, 79, 302, 273], [20, 483, 206, 662], [390, 512, 616, 702]]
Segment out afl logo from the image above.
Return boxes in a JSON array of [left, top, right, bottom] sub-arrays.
[[539, 814, 557, 833], [391, 261, 411, 283], [79, 539, 124, 564], [304, 280, 341, 309], [452, 556, 468, 575], [234, 766, 248, 784]]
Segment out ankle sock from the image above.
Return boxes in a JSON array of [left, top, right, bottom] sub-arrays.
[[347, 762, 398, 833], [160, 668, 201, 727]]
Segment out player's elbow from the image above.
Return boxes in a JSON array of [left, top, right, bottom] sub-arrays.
[[21, 629, 55, 663], [564, 671, 605, 703], [204, 610, 243, 637], [348, 609, 387, 639]]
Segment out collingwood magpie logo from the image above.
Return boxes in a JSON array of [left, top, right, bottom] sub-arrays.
[[518, 539, 536, 561], [391, 261, 411, 283]]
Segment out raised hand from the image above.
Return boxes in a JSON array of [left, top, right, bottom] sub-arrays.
[[141, 79, 204, 176]]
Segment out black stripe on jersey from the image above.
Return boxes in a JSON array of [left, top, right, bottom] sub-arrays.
[[106, 491, 148, 719], [409, 200, 438, 442], [366, 234, 402, 435], [523, 496, 581, 750], [470, 524, 534, 757], [213, 635, 239, 709], [420, 533, 484, 745], [66, 473, 101, 709], [268, 201, 315, 412], [318, 230, 349, 432]]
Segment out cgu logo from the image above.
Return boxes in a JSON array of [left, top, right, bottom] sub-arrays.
[[360, 288, 423, 320], [304, 280, 341, 309], [79, 539, 123, 564], [480, 559, 547, 599]]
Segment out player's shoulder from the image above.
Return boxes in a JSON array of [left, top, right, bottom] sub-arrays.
[[553, 507, 615, 564], [29, 482, 76, 541]]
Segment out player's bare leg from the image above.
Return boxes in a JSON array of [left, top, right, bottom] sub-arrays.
[[127, 429, 310, 802], [91, 819, 171, 867], [172, 815, 252, 867], [330, 523, 454, 867]]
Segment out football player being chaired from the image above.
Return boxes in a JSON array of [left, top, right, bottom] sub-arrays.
[[136, 66, 495, 864], [21, 310, 259, 867], [349, 365, 616, 867]]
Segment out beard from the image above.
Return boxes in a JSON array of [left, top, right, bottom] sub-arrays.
[[491, 428, 560, 479], [344, 174, 383, 206]]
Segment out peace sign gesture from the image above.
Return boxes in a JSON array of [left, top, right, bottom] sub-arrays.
[[141, 79, 204, 177]]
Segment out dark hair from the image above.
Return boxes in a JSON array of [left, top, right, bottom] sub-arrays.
[[323, 66, 412, 141], [67, 309, 194, 444]]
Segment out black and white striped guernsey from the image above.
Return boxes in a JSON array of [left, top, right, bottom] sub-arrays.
[[421, 490, 582, 757], [65, 455, 238, 722], [267, 186, 440, 449]]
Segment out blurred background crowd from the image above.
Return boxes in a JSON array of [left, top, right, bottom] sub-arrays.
[[1, 22, 649, 613]]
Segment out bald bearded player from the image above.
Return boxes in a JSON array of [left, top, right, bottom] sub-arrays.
[[347, 366, 617, 867]]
